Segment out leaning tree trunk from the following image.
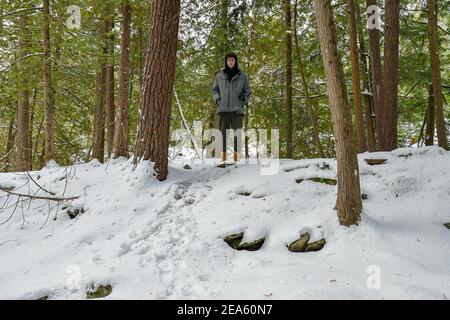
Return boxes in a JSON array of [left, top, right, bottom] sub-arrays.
[[43, 0, 55, 164], [314, 0, 362, 226], [366, 0, 383, 150], [134, 0, 181, 181], [16, 11, 32, 171], [427, 0, 448, 150], [284, 0, 293, 159], [381, 0, 400, 151], [425, 84, 435, 146], [112, 0, 131, 158], [347, 0, 366, 153]]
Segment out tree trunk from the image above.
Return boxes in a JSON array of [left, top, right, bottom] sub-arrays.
[[43, 0, 55, 164], [366, 0, 383, 150], [314, 0, 362, 226], [347, 0, 366, 153], [427, 0, 448, 150], [16, 11, 32, 172], [284, 0, 293, 159], [112, 0, 131, 158], [4, 114, 16, 172], [425, 84, 435, 146], [105, 12, 116, 158], [134, 0, 181, 181], [208, 0, 228, 158], [293, 0, 325, 158], [92, 19, 107, 163], [381, 0, 400, 151], [355, 0, 376, 152]]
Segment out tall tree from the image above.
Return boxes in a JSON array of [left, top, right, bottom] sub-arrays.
[[134, 0, 181, 181], [293, 0, 325, 158], [208, 0, 229, 158], [314, 0, 362, 226], [16, 10, 32, 171], [43, 0, 55, 163], [112, 0, 131, 158], [381, 0, 400, 151], [92, 14, 108, 163], [425, 84, 435, 146], [355, 1, 376, 152], [427, 0, 448, 150], [4, 114, 16, 172], [366, 0, 383, 150], [347, 0, 366, 153], [105, 8, 116, 158], [284, 0, 293, 159]]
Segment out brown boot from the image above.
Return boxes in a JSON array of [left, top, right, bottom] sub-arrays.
[[233, 152, 240, 163]]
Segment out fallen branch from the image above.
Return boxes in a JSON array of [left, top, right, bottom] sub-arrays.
[[0, 188, 79, 201]]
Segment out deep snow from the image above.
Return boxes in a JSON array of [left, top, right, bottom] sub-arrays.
[[0, 146, 449, 300]]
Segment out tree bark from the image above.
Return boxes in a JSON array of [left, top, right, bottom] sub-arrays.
[[16, 11, 32, 171], [284, 0, 293, 159], [43, 0, 55, 164], [355, 1, 376, 152], [105, 12, 116, 158], [4, 114, 16, 172], [134, 0, 181, 181], [92, 19, 107, 163], [347, 0, 366, 153], [293, 0, 325, 158], [425, 84, 435, 146], [314, 0, 362, 226], [427, 0, 448, 150], [381, 0, 400, 151], [112, 0, 131, 158], [366, 0, 383, 150]]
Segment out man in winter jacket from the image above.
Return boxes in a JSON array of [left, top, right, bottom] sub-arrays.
[[212, 52, 252, 163]]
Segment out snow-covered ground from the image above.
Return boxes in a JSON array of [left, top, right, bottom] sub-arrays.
[[0, 146, 449, 300]]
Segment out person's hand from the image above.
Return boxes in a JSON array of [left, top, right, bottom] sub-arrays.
[[239, 93, 245, 102], [216, 99, 220, 106]]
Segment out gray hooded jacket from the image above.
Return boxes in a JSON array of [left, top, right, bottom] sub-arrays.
[[212, 68, 251, 115]]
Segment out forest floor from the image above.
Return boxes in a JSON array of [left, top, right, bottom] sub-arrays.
[[0, 146, 450, 299]]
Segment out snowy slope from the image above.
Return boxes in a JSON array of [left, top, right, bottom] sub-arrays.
[[0, 146, 449, 300]]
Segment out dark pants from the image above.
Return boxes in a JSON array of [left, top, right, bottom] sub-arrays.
[[219, 112, 243, 153]]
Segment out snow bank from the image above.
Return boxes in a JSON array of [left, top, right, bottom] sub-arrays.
[[0, 146, 449, 299]]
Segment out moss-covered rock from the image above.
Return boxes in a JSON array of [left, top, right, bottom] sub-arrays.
[[365, 158, 387, 165], [288, 232, 310, 252], [67, 207, 84, 219], [305, 239, 326, 252], [288, 232, 326, 253], [0, 185, 15, 192], [224, 233, 265, 251], [237, 238, 265, 251], [296, 177, 337, 185], [86, 284, 112, 299], [224, 233, 244, 250]]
